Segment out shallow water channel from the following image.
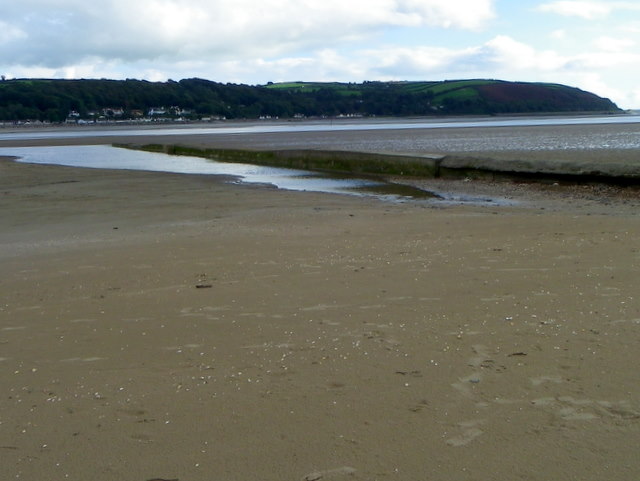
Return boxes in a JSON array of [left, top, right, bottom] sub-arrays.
[[2, 144, 460, 202]]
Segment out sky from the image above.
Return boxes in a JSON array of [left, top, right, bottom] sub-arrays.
[[1, 0, 640, 108]]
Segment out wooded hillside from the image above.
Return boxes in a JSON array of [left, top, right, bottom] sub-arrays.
[[0, 78, 621, 122]]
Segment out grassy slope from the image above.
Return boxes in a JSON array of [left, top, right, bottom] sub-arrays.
[[265, 79, 493, 99], [265, 79, 619, 111]]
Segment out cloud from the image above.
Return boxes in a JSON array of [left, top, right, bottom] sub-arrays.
[[475, 35, 640, 85], [480, 36, 568, 71], [593, 36, 635, 51], [577, 73, 625, 104], [282, 37, 571, 82], [359, 45, 481, 78], [0, 20, 26, 44], [537, 1, 640, 19], [569, 51, 640, 70], [537, 1, 612, 19], [550, 29, 568, 40], [0, 0, 496, 70], [619, 21, 640, 34], [396, 0, 496, 30]]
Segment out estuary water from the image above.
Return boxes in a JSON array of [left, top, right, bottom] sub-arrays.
[[2, 113, 640, 143]]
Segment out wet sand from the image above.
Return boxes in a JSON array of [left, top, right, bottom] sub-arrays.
[[2, 129, 640, 480]]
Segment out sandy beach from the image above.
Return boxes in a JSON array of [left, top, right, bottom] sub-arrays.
[[2, 128, 640, 480]]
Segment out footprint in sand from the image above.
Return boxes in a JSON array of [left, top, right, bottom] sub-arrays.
[[130, 433, 153, 443], [451, 373, 483, 399], [61, 357, 107, 362], [302, 466, 357, 481], [300, 304, 344, 312], [531, 396, 640, 422], [179, 306, 229, 319], [446, 420, 485, 447], [451, 344, 490, 399], [446, 345, 494, 446], [530, 375, 563, 386]]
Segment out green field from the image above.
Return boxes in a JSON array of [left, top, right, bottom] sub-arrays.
[[265, 79, 496, 96], [264, 79, 500, 104]]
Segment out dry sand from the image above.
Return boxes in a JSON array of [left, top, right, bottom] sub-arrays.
[[2, 130, 640, 481]]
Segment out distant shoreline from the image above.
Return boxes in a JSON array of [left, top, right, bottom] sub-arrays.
[[0, 110, 634, 131]]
